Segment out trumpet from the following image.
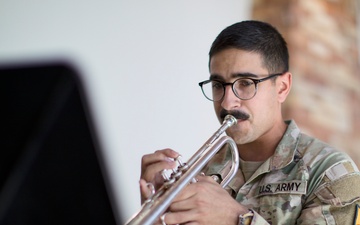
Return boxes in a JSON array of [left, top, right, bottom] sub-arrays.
[[126, 115, 239, 225]]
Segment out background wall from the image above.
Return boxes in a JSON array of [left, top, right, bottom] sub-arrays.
[[0, 1, 251, 222]]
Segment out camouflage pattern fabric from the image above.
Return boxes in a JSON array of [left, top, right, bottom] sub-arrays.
[[204, 120, 360, 224]]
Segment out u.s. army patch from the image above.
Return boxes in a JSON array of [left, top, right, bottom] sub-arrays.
[[256, 180, 307, 197], [354, 204, 360, 225]]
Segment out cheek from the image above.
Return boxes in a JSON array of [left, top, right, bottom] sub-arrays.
[[253, 94, 278, 125], [256, 87, 277, 109]]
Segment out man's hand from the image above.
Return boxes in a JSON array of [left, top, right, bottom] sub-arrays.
[[139, 148, 179, 203], [163, 175, 249, 225]]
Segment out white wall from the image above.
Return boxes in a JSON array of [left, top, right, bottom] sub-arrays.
[[0, 1, 251, 222]]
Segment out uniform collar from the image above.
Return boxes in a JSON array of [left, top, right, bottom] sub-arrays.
[[268, 120, 301, 170]]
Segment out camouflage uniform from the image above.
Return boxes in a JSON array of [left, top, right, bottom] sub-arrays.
[[205, 120, 360, 224]]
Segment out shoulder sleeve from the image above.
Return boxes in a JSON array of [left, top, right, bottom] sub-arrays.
[[299, 160, 360, 224], [315, 161, 360, 206]]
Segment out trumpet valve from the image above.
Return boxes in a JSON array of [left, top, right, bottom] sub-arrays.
[[175, 155, 184, 166], [161, 170, 176, 188]]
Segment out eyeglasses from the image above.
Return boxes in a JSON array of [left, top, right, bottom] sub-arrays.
[[198, 73, 283, 102]]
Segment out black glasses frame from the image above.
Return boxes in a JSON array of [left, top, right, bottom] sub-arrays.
[[198, 73, 283, 102]]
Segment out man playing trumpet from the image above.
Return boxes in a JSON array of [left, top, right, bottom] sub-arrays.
[[139, 20, 360, 225]]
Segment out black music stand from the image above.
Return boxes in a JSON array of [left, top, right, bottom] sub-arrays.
[[0, 61, 122, 225]]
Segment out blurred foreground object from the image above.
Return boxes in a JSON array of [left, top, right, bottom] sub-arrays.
[[0, 61, 122, 225]]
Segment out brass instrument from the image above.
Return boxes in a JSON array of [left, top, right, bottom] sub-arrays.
[[126, 115, 239, 225]]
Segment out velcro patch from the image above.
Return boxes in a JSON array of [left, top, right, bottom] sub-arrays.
[[326, 162, 349, 181], [256, 180, 307, 197], [316, 173, 360, 206], [326, 161, 357, 181]]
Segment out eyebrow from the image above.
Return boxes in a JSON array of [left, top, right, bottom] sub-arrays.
[[209, 72, 259, 81]]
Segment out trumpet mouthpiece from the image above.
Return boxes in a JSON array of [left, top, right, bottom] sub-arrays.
[[224, 115, 237, 126]]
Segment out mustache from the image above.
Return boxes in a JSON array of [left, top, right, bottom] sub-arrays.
[[220, 109, 250, 121]]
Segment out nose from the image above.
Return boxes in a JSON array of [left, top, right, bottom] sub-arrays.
[[220, 85, 241, 110]]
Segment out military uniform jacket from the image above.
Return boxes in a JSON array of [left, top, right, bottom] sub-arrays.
[[205, 120, 360, 224]]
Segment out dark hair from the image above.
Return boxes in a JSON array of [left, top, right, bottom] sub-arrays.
[[209, 20, 289, 73]]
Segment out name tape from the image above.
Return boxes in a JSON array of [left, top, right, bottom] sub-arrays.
[[256, 180, 307, 197]]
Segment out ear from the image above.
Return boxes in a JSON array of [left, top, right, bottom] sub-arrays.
[[277, 72, 292, 103]]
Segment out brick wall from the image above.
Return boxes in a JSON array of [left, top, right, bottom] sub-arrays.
[[252, 0, 360, 167]]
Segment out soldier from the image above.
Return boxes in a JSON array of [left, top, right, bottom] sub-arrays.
[[139, 20, 360, 225]]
